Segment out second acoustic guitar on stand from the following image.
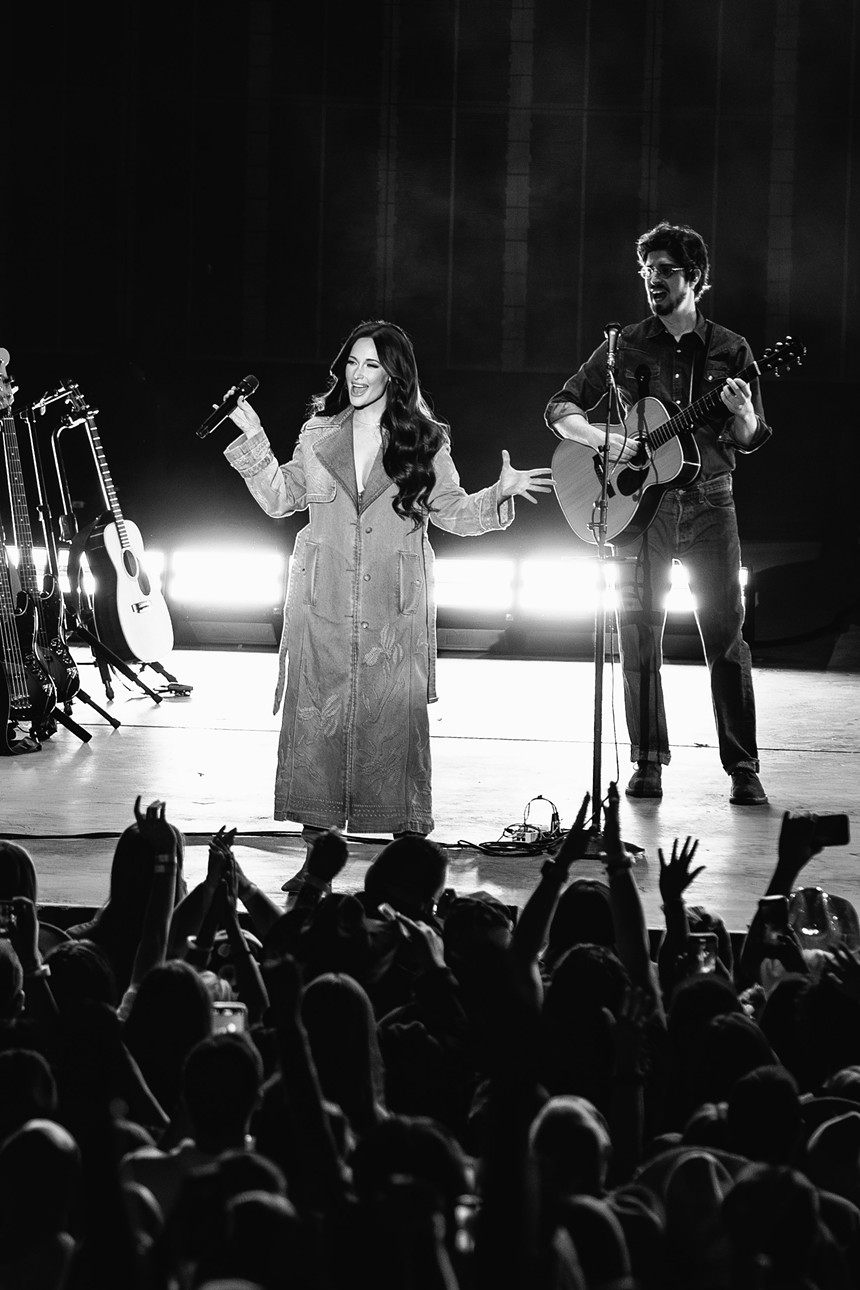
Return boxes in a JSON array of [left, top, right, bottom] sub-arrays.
[[62, 383, 174, 665], [84, 515, 174, 665]]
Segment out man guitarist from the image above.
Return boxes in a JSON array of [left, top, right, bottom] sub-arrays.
[[545, 221, 771, 806]]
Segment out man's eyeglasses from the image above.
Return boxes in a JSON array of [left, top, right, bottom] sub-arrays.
[[638, 263, 685, 281]]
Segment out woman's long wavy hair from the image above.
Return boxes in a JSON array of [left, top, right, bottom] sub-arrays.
[[311, 320, 448, 527]]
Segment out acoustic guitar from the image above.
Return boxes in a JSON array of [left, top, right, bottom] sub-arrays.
[[63, 383, 174, 664], [551, 336, 805, 545]]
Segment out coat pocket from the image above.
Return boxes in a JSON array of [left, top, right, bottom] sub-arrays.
[[302, 541, 344, 623], [398, 552, 422, 616]]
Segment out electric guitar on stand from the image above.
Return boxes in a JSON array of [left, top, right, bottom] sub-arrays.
[[0, 538, 58, 752], [552, 335, 805, 545], [0, 352, 58, 750], [0, 354, 80, 710], [61, 383, 174, 665]]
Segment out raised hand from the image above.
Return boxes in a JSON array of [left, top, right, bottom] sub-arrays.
[[658, 836, 704, 904], [497, 449, 554, 504], [133, 796, 178, 859], [382, 909, 446, 973], [602, 781, 632, 874], [761, 927, 808, 977], [306, 829, 349, 885], [775, 811, 823, 887], [551, 792, 591, 874], [207, 825, 238, 884]]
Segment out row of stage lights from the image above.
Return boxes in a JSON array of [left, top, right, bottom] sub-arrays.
[[5, 545, 747, 622]]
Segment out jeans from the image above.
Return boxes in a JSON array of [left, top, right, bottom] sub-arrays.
[[617, 473, 759, 774]]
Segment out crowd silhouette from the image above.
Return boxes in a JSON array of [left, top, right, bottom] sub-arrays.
[[0, 790, 858, 1289]]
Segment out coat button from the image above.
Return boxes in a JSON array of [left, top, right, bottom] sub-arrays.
[[361, 621, 369, 629], [363, 573, 371, 581], [365, 527, 372, 533]]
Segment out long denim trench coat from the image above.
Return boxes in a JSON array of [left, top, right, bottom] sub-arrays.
[[225, 407, 514, 834]]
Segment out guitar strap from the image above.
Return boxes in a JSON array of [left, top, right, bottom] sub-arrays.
[[690, 320, 715, 411], [64, 517, 100, 620]]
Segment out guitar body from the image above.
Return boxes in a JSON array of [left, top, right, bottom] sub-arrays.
[[0, 591, 57, 754], [85, 517, 174, 663], [35, 578, 80, 704], [552, 395, 701, 545]]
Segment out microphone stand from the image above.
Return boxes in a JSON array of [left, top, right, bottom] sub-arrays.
[[580, 344, 643, 860]]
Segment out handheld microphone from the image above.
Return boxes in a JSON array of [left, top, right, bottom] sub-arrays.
[[604, 322, 621, 370], [196, 374, 259, 439]]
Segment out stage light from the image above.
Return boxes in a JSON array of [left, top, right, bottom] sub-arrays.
[[434, 557, 515, 611], [167, 547, 285, 609], [665, 561, 695, 614], [6, 545, 88, 598], [663, 562, 748, 615], [516, 556, 621, 620]]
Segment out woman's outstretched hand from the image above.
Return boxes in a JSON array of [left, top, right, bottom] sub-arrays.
[[497, 449, 554, 503]]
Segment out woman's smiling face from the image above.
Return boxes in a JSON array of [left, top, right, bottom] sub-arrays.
[[345, 337, 389, 412]]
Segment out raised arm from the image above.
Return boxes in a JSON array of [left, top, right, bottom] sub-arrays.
[[168, 826, 237, 956], [126, 798, 180, 993], [737, 811, 826, 989], [510, 793, 590, 970], [602, 783, 665, 1023], [656, 836, 704, 997]]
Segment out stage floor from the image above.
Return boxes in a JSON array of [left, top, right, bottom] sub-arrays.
[[3, 648, 858, 934]]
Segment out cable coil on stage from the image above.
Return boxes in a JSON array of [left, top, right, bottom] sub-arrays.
[[458, 794, 562, 857]]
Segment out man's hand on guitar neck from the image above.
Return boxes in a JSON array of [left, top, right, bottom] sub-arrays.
[[552, 410, 641, 464], [719, 376, 758, 446]]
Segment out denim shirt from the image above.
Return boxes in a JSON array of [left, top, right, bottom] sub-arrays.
[[545, 312, 772, 481]]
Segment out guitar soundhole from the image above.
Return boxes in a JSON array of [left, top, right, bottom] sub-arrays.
[[121, 547, 151, 593], [616, 468, 642, 499]]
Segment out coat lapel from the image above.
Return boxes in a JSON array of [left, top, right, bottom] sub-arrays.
[[314, 407, 393, 513], [314, 409, 358, 505], [360, 445, 393, 512]]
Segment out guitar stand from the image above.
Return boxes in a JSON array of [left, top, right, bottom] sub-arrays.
[[69, 614, 163, 706], [50, 704, 93, 743], [72, 689, 121, 730], [138, 659, 194, 696]]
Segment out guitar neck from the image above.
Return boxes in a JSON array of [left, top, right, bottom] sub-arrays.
[[1, 413, 40, 593], [86, 419, 132, 549], [0, 542, 20, 618], [648, 361, 759, 449]]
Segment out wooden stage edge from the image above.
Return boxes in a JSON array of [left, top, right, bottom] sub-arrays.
[[2, 648, 859, 936]]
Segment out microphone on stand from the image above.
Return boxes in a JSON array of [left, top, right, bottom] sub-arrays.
[[604, 322, 621, 370], [195, 375, 259, 439]]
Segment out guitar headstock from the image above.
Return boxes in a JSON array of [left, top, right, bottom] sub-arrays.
[[760, 335, 806, 377], [0, 347, 13, 412], [62, 382, 88, 415]]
